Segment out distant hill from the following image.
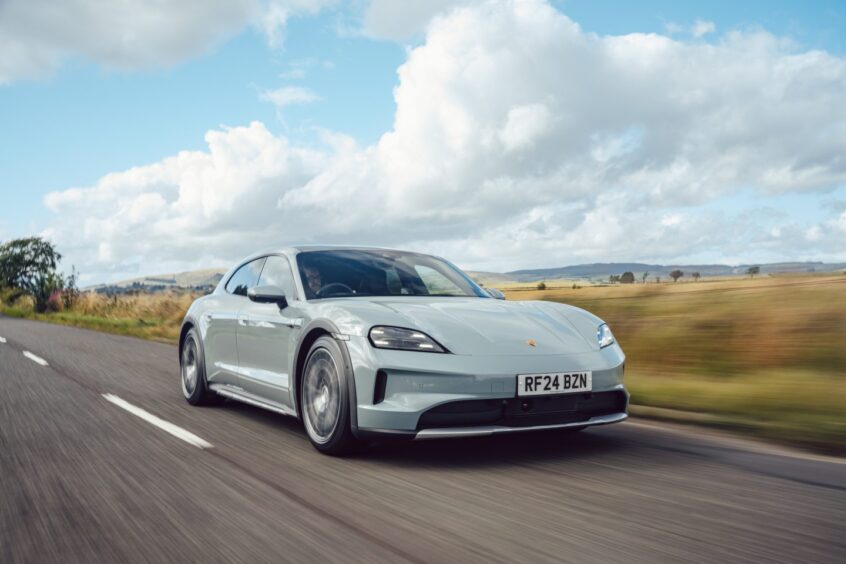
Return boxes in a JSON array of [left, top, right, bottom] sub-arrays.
[[464, 271, 521, 286], [88, 261, 845, 293], [505, 261, 846, 282], [87, 268, 226, 292]]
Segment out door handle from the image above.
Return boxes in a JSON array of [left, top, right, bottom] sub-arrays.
[[280, 317, 304, 328]]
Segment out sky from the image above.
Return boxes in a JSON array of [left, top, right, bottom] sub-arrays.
[[0, 0, 845, 284]]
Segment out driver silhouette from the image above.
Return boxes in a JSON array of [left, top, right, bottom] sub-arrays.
[[304, 265, 322, 297]]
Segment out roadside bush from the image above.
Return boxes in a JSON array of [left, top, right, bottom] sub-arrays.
[[45, 290, 64, 312], [537, 281, 547, 290]]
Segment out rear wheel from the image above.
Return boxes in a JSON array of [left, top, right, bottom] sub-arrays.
[[181, 328, 220, 406], [300, 336, 359, 455]]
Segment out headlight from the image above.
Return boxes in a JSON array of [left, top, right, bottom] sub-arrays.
[[369, 326, 447, 353], [597, 324, 615, 348]]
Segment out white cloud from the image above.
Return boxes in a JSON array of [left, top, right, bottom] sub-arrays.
[[664, 22, 685, 35], [42, 0, 846, 282], [665, 19, 716, 39], [499, 103, 554, 152], [691, 20, 716, 38], [260, 0, 336, 49], [278, 57, 334, 79], [0, 0, 332, 85], [361, 0, 466, 41], [43, 122, 328, 282], [260, 86, 321, 111]]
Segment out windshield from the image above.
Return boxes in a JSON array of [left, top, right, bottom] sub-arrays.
[[296, 249, 489, 300]]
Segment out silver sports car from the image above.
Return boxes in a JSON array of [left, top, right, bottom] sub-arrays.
[[179, 246, 628, 454]]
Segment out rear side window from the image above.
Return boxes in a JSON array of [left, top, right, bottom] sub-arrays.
[[257, 255, 298, 300], [225, 258, 266, 296]]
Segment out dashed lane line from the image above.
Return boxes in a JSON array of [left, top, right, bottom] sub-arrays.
[[22, 351, 49, 366], [101, 393, 213, 449]]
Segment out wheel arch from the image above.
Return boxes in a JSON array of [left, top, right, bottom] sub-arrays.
[[178, 318, 196, 361], [292, 320, 358, 435]]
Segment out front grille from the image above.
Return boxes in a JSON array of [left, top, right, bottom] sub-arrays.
[[417, 391, 626, 430]]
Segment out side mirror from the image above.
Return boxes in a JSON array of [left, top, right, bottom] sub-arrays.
[[248, 285, 288, 309], [486, 288, 506, 300]]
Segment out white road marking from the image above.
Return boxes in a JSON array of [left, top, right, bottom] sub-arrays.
[[101, 394, 212, 449], [23, 351, 48, 366], [0, 336, 6, 343]]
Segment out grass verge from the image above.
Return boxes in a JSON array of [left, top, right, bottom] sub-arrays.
[[0, 306, 181, 342]]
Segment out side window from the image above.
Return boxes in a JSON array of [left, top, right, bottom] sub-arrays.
[[257, 256, 298, 300], [225, 258, 266, 296]]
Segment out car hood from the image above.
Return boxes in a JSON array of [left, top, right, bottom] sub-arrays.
[[346, 297, 600, 356]]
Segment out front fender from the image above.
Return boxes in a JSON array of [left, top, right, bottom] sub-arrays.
[[292, 319, 360, 436]]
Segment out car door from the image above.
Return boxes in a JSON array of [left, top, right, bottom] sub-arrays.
[[203, 257, 266, 388], [236, 254, 303, 409]]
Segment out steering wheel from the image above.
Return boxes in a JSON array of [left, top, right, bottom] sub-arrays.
[[316, 282, 355, 298]]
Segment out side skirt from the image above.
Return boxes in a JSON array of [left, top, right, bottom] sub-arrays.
[[209, 384, 298, 418]]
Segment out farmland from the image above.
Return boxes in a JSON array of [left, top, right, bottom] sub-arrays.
[[506, 274, 846, 452]]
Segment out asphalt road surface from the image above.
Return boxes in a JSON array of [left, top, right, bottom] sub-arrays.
[[1, 316, 844, 563]]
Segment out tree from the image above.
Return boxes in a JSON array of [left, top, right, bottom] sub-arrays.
[[620, 271, 635, 284], [692, 272, 701, 282], [669, 269, 684, 282], [609, 274, 621, 283], [655, 276, 661, 284], [641, 271, 649, 283], [747, 265, 760, 278], [536, 281, 547, 291], [0, 237, 64, 313]]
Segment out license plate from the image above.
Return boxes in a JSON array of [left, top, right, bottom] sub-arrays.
[[517, 371, 592, 396]]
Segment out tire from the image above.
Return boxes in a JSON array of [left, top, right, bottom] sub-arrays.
[[180, 328, 220, 406], [300, 336, 359, 455]]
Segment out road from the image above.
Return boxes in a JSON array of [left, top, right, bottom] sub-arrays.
[[1, 316, 844, 563]]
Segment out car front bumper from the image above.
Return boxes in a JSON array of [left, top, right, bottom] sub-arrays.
[[343, 336, 629, 439]]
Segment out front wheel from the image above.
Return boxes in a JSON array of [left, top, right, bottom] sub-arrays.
[[300, 336, 359, 455]]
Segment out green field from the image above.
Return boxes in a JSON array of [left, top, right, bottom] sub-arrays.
[[3, 274, 845, 452], [506, 275, 846, 453]]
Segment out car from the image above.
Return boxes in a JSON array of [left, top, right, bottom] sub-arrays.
[[179, 246, 628, 455]]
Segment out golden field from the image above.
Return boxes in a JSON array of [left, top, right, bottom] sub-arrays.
[[2, 273, 844, 451], [506, 274, 846, 452]]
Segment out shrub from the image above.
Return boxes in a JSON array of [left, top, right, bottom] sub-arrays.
[[46, 290, 64, 312], [536, 281, 547, 290]]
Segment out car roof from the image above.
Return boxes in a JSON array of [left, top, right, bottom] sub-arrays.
[[249, 244, 430, 256], [291, 244, 414, 253]]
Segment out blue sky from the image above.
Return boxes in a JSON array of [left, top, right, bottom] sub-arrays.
[[0, 8, 406, 233], [1, 0, 844, 282]]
